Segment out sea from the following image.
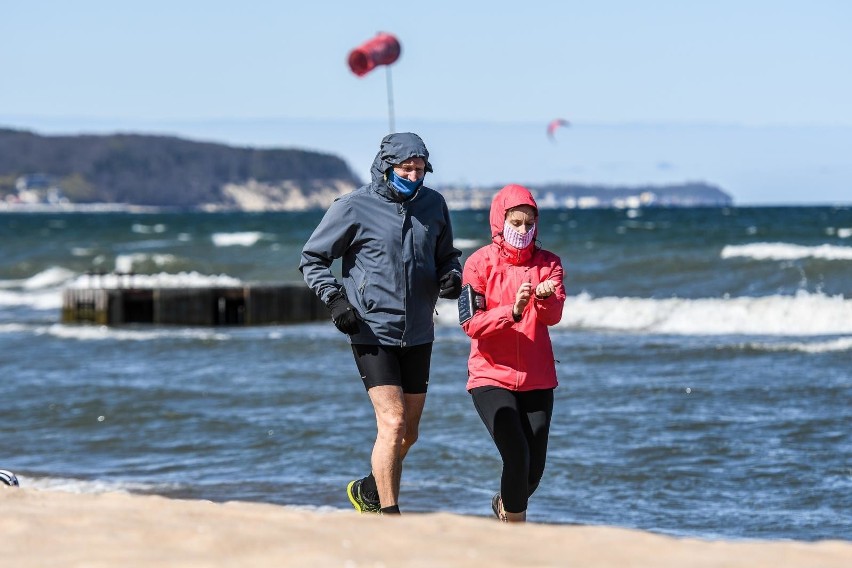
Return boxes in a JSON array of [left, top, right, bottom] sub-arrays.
[[1, 206, 850, 542]]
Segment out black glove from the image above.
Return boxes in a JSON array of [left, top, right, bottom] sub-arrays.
[[438, 271, 462, 300], [326, 292, 359, 335]]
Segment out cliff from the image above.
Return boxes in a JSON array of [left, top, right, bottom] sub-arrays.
[[0, 128, 360, 208]]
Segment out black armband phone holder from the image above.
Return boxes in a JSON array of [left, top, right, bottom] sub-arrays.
[[457, 284, 486, 324]]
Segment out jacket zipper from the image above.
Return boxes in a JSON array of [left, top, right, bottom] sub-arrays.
[[515, 265, 525, 390]]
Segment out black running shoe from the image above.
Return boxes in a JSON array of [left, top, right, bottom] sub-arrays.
[[0, 469, 19, 487], [346, 478, 380, 514]]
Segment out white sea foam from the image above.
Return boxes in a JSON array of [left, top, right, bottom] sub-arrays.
[[24, 267, 77, 289], [560, 292, 852, 335], [131, 223, 166, 234], [71, 247, 96, 256], [0, 278, 25, 289], [454, 238, 483, 249], [68, 271, 242, 289], [743, 337, 852, 353], [0, 322, 230, 341], [0, 288, 63, 310], [211, 231, 265, 247], [721, 242, 852, 261], [122, 238, 175, 251], [825, 227, 852, 238], [114, 253, 177, 273], [39, 323, 230, 342], [0, 323, 32, 333], [1, 269, 244, 311], [435, 292, 852, 336], [16, 474, 177, 494]]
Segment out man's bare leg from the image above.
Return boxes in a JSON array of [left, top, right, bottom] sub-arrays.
[[368, 385, 406, 508], [364, 389, 428, 510], [399, 393, 426, 460]]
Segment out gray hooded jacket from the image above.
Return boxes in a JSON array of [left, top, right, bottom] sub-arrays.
[[299, 132, 462, 346]]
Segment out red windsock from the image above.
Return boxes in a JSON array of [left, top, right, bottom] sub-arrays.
[[347, 32, 401, 77]]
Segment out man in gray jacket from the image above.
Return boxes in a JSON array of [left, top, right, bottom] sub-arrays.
[[300, 132, 462, 515]]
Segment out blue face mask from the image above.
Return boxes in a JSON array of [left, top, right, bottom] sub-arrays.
[[388, 170, 423, 197]]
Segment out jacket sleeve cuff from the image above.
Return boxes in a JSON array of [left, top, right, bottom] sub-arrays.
[[534, 293, 555, 305], [508, 305, 521, 323]]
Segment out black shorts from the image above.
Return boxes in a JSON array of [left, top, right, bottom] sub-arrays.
[[351, 343, 433, 394]]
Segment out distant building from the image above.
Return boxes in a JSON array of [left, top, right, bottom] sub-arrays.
[[14, 174, 67, 205], [437, 182, 732, 210], [576, 196, 601, 209]]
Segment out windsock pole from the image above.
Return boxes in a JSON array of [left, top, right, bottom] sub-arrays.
[[386, 65, 395, 133]]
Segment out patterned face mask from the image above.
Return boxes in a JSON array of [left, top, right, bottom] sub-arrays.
[[503, 220, 536, 249]]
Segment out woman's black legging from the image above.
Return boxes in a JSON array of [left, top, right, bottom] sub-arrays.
[[470, 386, 554, 514]]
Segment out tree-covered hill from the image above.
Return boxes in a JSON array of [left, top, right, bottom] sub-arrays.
[[0, 128, 360, 207]]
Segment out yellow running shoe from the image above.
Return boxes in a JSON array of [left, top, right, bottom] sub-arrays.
[[346, 478, 380, 514]]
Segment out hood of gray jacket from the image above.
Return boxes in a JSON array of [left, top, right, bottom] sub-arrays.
[[369, 132, 434, 186]]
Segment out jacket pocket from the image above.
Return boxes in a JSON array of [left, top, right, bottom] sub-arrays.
[[357, 272, 376, 312], [412, 218, 437, 270]]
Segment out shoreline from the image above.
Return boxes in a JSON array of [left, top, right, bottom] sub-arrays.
[[0, 202, 170, 214], [1, 202, 849, 214], [2, 487, 849, 567]]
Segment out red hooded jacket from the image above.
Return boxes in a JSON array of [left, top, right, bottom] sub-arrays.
[[462, 184, 566, 391]]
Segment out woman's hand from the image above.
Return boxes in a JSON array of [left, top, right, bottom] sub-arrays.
[[513, 282, 532, 319], [535, 279, 557, 299]]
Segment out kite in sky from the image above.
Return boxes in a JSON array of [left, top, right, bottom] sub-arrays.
[[547, 118, 570, 142]]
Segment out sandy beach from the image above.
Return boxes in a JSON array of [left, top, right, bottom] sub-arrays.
[[1, 487, 848, 567]]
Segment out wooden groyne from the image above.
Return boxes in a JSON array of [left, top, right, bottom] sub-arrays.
[[62, 280, 328, 326]]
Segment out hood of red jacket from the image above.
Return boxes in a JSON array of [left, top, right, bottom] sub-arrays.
[[489, 184, 539, 238], [489, 184, 539, 262]]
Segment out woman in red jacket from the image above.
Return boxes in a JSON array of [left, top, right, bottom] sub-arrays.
[[460, 184, 566, 522]]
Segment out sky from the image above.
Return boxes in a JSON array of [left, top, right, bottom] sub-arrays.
[[3, 1, 851, 204]]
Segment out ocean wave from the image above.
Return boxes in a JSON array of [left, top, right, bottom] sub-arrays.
[[0, 278, 26, 289], [453, 238, 483, 249], [435, 292, 852, 336], [0, 323, 31, 333], [1, 269, 245, 310], [39, 323, 231, 342], [562, 292, 852, 335], [71, 247, 96, 257], [740, 337, 852, 353], [14, 474, 178, 494], [0, 322, 231, 341], [131, 223, 167, 234], [721, 242, 852, 261], [114, 253, 178, 273], [0, 289, 63, 310], [24, 267, 77, 289], [826, 227, 852, 239], [68, 271, 242, 289], [211, 231, 266, 247]]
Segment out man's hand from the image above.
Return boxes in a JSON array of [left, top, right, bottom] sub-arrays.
[[326, 292, 359, 335], [439, 271, 462, 300]]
